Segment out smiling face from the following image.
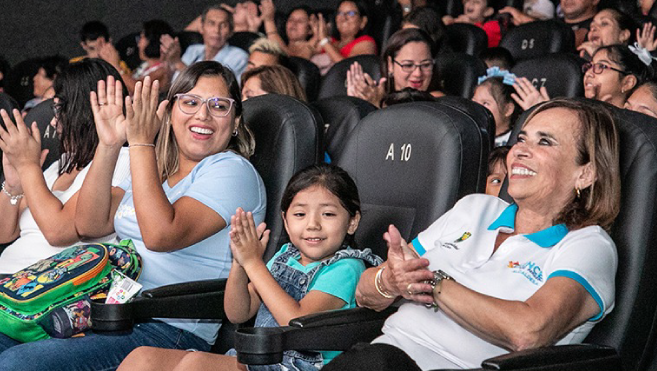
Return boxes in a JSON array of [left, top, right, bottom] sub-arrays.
[[201, 9, 231, 52], [587, 10, 630, 46], [286, 9, 311, 42], [507, 107, 593, 215], [171, 76, 236, 165], [283, 185, 359, 265], [472, 82, 513, 136], [336, 1, 367, 40], [625, 84, 657, 118], [389, 41, 433, 91], [583, 49, 630, 106]]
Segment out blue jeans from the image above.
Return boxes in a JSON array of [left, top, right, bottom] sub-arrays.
[[0, 320, 210, 371]]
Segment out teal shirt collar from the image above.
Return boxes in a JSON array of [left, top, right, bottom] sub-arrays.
[[487, 203, 568, 248]]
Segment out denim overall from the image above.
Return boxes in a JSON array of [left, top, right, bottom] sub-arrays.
[[232, 243, 383, 371]]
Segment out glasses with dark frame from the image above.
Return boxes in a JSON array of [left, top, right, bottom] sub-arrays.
[[581, 62, 628, 75], [174, 94, 235, 117], [393, 59, 435, 73]]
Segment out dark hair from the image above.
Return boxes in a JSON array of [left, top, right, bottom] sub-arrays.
[[158, 61, 254, 180], [142, 20, 173, 59], [335, 0, 371, 38], [38, 55, 68, 80], [382, 28, 436, 94], [477, 77, 520, 134], [382, 87, 435, 106], [202, 5, 234, 33], [80, 21, 110, 42], [0, 55, 10, 89], [595, 44, 654, 96], [241, 65, 307, 101], [637, 80, 657, 100], [281, 164, 361, 246], [479, 47, 515, 70], [53, 58, 127, 175], [522, 99, 620, 231], [487, 145, 510, 175], [597, 8, 637, 44], [403, 7, 449, 54]]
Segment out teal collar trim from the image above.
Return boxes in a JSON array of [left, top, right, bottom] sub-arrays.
[[487, 203, 569, 248]]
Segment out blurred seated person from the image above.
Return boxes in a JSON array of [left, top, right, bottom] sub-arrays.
[[513, 44, 653, 109], [24, 56, 68, 112], [184, 2, 262, 34], [0, 56, 9, 94], [402, 7, 451, 54], [577, 8, 636, 60], [624, 80, 657, 118], [161, 5, 248, 81], [260, 1, 318, 60], [381, 87, 436, 107], [442, 0, 503, 48], [485, 145, 510, 197], [327, 98, 620, 370], [472, 68, 520, 146], [110, 20, 173, 95], [500, 0, 599, 46], [247, 38, 290, 71], [347, 29, 442, 108], [241, 65, 306, 101], [311, 0, 377, 75], [479, 47, 515, 70], [70, 21, 130, 75]]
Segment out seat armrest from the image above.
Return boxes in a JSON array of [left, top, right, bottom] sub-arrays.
[[235, 306, 397, 365], [480, 344, 621, 371], [142, 279, 227, 298]]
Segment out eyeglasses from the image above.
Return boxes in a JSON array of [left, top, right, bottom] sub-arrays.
[[336, 10, 359, 18], [581, 62, 628, 75], [393, 60, 434, 73], [174, 94, 235, 117]]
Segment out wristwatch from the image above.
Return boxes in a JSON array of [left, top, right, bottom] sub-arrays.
[[428, 270, 453, 295]]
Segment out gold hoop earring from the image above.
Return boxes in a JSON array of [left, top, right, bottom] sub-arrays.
[[232, 128, 239, 137], [575, 187, 581, 199]]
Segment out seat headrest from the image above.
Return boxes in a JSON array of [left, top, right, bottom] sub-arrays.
[[500, 20, 575, 61], [446, 23, 488, 56], [23, 98, 60, 171], [243, 94, 322, 260], [287, 57, 321, 102], [511, 53, 584, 98], [435, 53, 487, 98]]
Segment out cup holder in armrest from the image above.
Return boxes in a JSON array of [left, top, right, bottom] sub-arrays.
[[90, 298, 134, 332], [235, 327, 286, 365]]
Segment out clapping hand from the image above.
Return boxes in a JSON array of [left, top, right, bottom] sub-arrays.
[[637, 22, 657, 52], [125, 76, 169, 146], [0, 109, 48, 175], [384, 225, 434, 304], [346, 62, 386, 107], [160, 34, 182, 64], [230, 207, 270, 269], [91, 75, 129, 148]]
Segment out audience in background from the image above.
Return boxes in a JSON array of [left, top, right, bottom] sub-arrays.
[[443, 0, 504, 48], [401, 7, 451, 54], [472, 68, 520, 146], [246, 38, 289, 71], [625, 80, 657, 118], [241, 65, 306, 101], [24, 56, 68, 112], [261, 1, 318, 60], [70, 21, 131, 76], [161, 5, 248, 81], [485, 145, 510, 197], [479, 47, 515, 70], [577, 8, 636, 59], [0, 56, 9, 93]]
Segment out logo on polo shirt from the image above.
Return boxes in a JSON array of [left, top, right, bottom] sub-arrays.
[[509, 260, 544, 285], [440, 232, 472, 250]]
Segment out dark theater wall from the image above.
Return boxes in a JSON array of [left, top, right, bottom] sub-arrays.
[[0, 0, 339, 66]]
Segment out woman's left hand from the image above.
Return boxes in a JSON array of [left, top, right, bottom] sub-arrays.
[[637, 22, 657, 52], [384, 225, 434, 304], [125, 76, 168, 145], [0, 109, 48, 172], [347, 62, 386, 107], [229, 207, 270, 269], [511, 77, 550, 111], [317, 13, 329, 41]]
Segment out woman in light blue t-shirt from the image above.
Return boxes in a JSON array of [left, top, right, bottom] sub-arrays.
[[0, 62, 266, 371]]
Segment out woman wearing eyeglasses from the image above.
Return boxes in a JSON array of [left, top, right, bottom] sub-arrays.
[[311, 0, 377, 74], [0, 61, 266, 370], [513, 44, 653, 109], [347, 28, 441, 108]]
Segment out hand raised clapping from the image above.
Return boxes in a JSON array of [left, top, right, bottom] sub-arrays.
[[511, 77, 550, 111], [229, 207, 270, 269], [0, 109, 48, 173], [346, 62, 386, 107]]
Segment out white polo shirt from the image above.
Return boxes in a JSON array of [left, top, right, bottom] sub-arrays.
[[376, 194, 617, 369]]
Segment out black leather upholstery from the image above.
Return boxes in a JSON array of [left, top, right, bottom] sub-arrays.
[[4, 59, 39, 109], [499, 20, 575, 62], [318, 55, 381, 100], [311, 96, 377, 163], [287, 57, 321, 102], [446, 23, 488, 56], [228, 31, 262, 53], [435, 52, 487, 98], [244, 94, 323, 261], [511, 53, 584, 98], [0, 92, 20, 183], [23, 98, 60, 171]]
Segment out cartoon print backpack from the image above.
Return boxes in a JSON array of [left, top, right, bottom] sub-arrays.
[[0, 239, 141, 343]]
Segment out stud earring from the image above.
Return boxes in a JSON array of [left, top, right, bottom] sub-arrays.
[[232, 128, 239, 137], [575, 187, 581, 199]]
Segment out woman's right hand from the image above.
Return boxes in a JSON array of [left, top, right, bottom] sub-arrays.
[[637, 22, 657, 52], [160, 35, 181, 64], [0, 109, 47, 174], [577, 41, 598, 59], [512, 77, 550, 111], [125, 76, 169, 146], [383, 225, 434, 303], [317, 13, 329, 41], [347, 62, 386, 107], [91, 76, 129, 149]]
